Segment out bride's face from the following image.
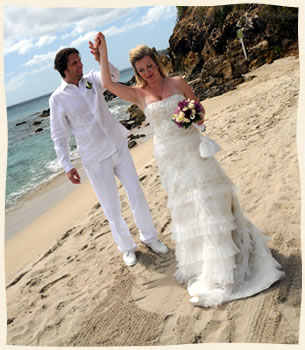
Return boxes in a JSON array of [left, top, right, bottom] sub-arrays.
[[135, 56, 160, 83]]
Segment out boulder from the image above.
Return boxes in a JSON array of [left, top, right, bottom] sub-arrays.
[[127, 104, 146, 127], [40, 108, 50, 118], [128, 140, 137, 149], [103, 90, 117, 102], [128, 134, 146, 141], [16, 121, 26, 126]]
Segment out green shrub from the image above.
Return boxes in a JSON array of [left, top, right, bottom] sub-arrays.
[[214, 5, 233, 28], [176, 6, 188, 21], [233, 4, 248, 11], [273, 45, 282, 55], [260, 5, 298, 38]]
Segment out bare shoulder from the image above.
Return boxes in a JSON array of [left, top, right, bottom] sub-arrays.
[[168, 75, 198, 101], [169, 75, 186, 83], [168, 75, 189, 88]]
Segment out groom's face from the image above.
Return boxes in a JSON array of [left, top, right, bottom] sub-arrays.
[[64, 53, 84, 83]]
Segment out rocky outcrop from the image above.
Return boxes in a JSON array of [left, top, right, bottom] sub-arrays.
[[120, 104, 145, 130], [167, 5, 298, 100], [119, 104, 148, 148]]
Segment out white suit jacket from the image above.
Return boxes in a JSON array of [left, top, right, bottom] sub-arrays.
[[49, 64, 129, 173]]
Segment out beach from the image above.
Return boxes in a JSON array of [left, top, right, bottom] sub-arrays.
[[5, 56, 302, 346]]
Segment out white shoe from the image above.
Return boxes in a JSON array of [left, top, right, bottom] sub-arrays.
[[144, 240, 169, 254], [123, 250, 137, 266]]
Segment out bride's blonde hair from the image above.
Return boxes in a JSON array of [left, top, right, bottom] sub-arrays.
[[129, 45, 168, 87]]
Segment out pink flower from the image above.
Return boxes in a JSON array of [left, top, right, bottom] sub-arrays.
[[172, 99, 204, 129]]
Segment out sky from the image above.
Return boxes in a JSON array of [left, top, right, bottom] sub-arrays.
[[3, 5, 177, 107]]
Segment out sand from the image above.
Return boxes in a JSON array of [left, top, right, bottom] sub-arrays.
[[5, 56, 302, 346]]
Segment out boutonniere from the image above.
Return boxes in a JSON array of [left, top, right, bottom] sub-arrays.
[[86, 81, 93, 89]]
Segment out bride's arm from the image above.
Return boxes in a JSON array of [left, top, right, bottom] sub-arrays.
[[90, 32, 143, 108]]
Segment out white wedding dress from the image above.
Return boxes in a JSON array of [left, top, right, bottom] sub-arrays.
[[144, 93, 285, 308]]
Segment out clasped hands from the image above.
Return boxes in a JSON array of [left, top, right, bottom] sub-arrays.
[[89, 32, 106, 62]]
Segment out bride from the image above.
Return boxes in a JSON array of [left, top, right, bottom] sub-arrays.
[[89, 32, 285, 307]]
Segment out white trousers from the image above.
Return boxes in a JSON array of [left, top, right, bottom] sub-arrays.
[[84, 143, 158, 252]]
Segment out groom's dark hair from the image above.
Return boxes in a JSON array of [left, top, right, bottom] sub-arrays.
[[54, 48, 80, 78]]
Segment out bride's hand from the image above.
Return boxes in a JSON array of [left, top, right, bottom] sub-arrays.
[[94, 32, 107, 56]]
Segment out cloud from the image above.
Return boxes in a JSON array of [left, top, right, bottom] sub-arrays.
[[103, 6, 176, 37], [5, 64, 52, 93], [4, 6, 175, 55], [5, 36, 58, 55], [69, 31, 97, 47], [5, 72, 28, 93], [57, 6, 175, 51], [23, 46, 66, 67], [4, 6, 136, 55], [140, 6, 176, 26], [5, 38, 34, 55], [36, 36, 56, 47], [24, 51, 58, 67], [70, 8, 134, 36]]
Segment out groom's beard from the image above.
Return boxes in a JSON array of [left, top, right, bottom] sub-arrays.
[[67, 69, 83, 82]]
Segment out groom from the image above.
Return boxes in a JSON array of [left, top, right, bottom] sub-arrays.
[[49, 45, 168, 266]]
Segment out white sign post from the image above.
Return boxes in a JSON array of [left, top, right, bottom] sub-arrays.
[[237, 29, 248, 60]]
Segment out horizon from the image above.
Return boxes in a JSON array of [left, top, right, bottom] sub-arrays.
[[6, 65, 136, 109]]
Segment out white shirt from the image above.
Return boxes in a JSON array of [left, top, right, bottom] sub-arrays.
[[49, 64, 129, 173]]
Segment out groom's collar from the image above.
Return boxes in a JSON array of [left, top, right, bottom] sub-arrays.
[[59, 76, 86, 91]]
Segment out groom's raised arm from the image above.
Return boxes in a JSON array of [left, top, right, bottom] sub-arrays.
[[89, 38, 119, 82]]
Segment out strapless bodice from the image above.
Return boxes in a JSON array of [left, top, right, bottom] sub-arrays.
[[144, 93, 199, 143]]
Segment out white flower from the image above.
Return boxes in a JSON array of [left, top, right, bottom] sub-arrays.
[[178, 111, 185, 119], [184, 118, 191, 123]]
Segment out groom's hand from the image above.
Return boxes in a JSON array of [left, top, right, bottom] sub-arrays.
[[67, 168, 81, 184], [89, 40, 100, 62]]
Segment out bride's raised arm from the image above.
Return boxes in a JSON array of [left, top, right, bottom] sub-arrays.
[[89, 32, 143, 108]]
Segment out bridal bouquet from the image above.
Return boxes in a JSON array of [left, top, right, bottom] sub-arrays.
[[173, 98, 221, 159], [172, 98, 206, 131]]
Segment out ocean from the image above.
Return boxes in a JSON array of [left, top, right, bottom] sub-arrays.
[[5, 67, 134, 211]]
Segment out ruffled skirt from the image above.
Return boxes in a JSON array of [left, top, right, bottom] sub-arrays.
[[153, 127, 285, 307]]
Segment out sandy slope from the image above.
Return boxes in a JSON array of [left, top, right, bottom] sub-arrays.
[[5, 56, 301, 346]]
